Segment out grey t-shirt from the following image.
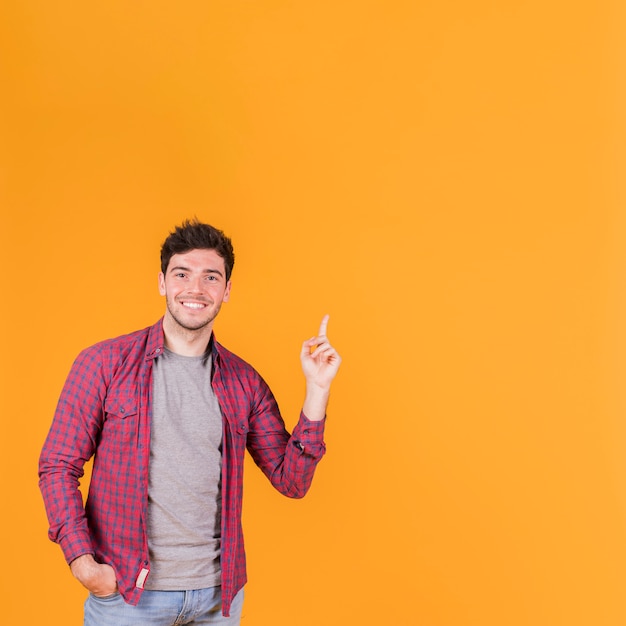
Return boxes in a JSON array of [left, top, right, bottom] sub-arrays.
[[145, 347, 223, 590]]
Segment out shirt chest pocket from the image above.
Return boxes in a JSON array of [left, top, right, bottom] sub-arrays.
[[101, 394, 138, 448], [104, 396, 138, 420], [98, 394, 139, 464]]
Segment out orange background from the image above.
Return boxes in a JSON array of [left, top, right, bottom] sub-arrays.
[[1, 1, 626, 624]]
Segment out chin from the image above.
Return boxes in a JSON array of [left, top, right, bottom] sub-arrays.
[[181, 319, 212, 332]]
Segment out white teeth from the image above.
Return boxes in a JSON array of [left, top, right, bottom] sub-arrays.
[[182, 302, 206, 309]]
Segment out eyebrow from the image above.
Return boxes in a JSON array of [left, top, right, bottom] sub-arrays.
[[169, 265, 224, 277]]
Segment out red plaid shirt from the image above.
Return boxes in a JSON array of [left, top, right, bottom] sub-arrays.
[[39, 319, 326, 616]]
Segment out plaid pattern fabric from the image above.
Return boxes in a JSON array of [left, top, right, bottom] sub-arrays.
[[39, 319, 326, 616]]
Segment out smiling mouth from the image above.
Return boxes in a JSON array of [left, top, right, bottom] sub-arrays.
[[181, 302, 208, 310]]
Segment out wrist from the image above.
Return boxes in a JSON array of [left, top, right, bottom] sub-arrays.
[[70, 554, 103, 584], [70, 553, 96, 570], [303, 386, 330, 422]]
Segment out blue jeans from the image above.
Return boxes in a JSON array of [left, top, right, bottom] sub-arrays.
[[84, 586, 244, 626]]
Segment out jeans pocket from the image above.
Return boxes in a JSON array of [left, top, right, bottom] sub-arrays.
[[89, 591, 121, 602]]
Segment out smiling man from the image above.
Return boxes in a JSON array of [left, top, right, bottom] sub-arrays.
[[160, 248, 232, 340], [39, 219, 341, 626]]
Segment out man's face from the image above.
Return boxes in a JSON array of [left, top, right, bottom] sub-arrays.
[[158, 248, 231, 333]]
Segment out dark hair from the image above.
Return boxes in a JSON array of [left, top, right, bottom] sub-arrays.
[[160, 219, 235, 280]]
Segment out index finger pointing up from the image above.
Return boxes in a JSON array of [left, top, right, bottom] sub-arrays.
[[318, 314, 330, 337]]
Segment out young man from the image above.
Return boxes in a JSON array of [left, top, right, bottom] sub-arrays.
[[39, 220, 341, 625]]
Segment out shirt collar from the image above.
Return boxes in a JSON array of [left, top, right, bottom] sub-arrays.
[[145, 318, 165, 361], [209, 332, 222, 369], [144, 317, 221, 368]]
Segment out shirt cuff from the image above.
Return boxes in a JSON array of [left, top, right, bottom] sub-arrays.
[[59, 530, 95, 566], [293, 411, 326, 457], [298, 411, 326, 434]]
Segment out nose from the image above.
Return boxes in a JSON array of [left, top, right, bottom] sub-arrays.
[[187, 276, 205, 293]]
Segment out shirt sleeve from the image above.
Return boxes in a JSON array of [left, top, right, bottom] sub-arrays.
[[245, 377, 327, 499], [38, 346, 108, 564]]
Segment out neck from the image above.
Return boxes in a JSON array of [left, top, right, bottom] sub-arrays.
[[162, 315, 213, 357]]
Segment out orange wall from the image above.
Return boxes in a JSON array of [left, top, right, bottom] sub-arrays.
[[2, 1, 626, 624]]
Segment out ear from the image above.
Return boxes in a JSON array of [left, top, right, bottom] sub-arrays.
[[158, 272, 166, 296], [223, 280, 232, 302]]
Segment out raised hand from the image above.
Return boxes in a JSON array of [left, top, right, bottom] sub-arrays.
[[300, 315, 342, 391]]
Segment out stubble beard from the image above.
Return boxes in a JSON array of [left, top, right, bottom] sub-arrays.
[[166, 296, 221, 332]]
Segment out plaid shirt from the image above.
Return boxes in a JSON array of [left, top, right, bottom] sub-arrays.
[[39, 319, 326, 617]]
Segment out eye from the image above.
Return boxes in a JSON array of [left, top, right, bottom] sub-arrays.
[[175, 273, 187, 279], [205, 275, 218, 282]]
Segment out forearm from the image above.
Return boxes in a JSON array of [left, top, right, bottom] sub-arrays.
[[302, 383, 330, 422], [39, 454, 94, 563], [247, 383, 326, 498]]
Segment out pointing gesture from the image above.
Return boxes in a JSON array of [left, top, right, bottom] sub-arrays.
[[317, 315, 329, 338], [301, 315, 342, 391]]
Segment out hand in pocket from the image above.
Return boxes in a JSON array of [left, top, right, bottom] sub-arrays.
[[70, 554, 118, 597]]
